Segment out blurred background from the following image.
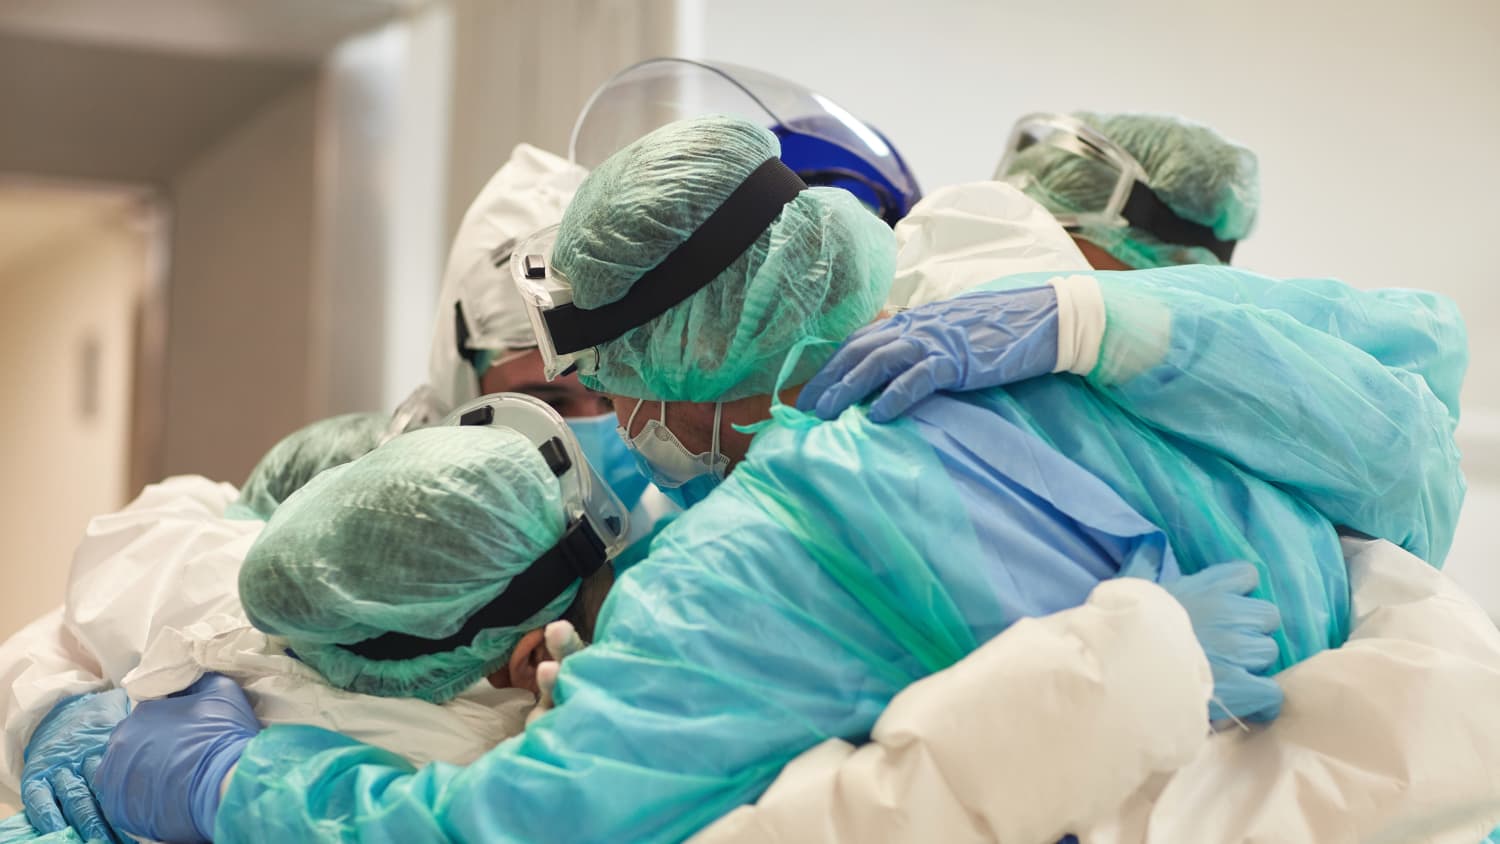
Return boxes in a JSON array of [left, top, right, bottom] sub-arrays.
[[0, 0, 1495, 637]]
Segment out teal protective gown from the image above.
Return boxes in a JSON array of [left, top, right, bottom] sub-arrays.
[[216, 269, 1465, 843]]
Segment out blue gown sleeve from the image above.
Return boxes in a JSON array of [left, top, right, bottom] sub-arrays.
[[989, 266, 1466, 565], [1094, 266, 1464, 565]]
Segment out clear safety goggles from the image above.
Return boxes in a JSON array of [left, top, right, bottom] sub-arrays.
[[510, 225, 593, 381], [443, 392, 631, 561], [569, 57, 919, 225], [512, 153, 808, 382], [993, 112, 1236, 262], [994, 112, 1148, 231], [339, 392, 631, 663]]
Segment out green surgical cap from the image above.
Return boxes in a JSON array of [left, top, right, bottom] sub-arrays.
[[227, 412, 387, 521], [1012, 111, 1259, 269], [238, 426, 571, 704], [554, 114, 897, 402]]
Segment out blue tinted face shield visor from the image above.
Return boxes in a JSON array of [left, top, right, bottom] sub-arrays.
[[570, 57, 922, 226]]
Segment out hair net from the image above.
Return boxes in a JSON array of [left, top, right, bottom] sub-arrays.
[[1010, 112, 1259, 269], [554, 115, 897, 403], [428, 144, 588, 411], [238, 426, 572, 704], [226, 412, 387, 521]]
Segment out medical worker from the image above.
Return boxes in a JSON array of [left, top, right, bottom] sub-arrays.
[[90, 114, 1451, 843], [995, 111, 1258, 270]]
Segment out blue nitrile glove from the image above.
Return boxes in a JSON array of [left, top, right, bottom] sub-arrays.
[[95, 674, 259, 844], [1163, 562, 1284, 723], [797, 286, 1061, 422], [21, 689, 130, 843]]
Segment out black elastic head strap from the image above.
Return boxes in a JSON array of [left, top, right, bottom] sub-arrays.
[[453, 303, 483, 370], [338, 434, 608, 663], [1121, 182, 1237, 263], [541, 157, 807, 355], [339, 521, 606, 662]]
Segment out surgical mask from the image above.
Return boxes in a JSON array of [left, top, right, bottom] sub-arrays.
[[567, 413, 649, 512], [619, 399, 728, 510]]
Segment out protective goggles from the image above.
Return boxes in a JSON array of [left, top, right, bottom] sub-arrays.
[[340, 392, 630, 662], [512, 157, 807, 381], [994, 113, 1236, 262], [570, 57, 920, 226]]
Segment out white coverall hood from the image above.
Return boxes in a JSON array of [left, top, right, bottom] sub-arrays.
[[426, 144, 588, 412], [886, 180, 1090, 311]]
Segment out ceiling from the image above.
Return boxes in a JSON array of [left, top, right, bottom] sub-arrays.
[[0, 0, 424, 185], [0, 32, 318, 185], [0, 181, 143, 276], [0, 0, 426, 61]]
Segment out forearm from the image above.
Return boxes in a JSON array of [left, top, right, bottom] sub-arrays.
[[692, 579, 1211, 844], [1088, 540, 1500, 843], [217, 725, 454, 844], [1060, 269, 1463, 563]]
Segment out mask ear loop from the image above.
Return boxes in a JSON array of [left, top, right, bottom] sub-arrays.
[[710, 402, 724, 471], [734, 336, 839, 435], [624, 398, 648, 438]]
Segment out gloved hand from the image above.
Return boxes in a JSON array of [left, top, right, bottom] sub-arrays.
[[21, 689, 130, 843], [797, 286, 1061, 422], [525, 621, 587, 726], [95, 673, 260, 844], [1163, 562, 1284, 723]]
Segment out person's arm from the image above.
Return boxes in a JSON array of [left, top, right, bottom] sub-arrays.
[[64, 476, 254, 685], [1087, 538, 1500, 843], [1072, 267, 1464, 564], [801, 267, 1466, 564], [690, 578, 1212, 844]]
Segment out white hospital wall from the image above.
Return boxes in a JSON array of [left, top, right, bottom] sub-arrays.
[[693, 0, 1500, 615], [0, 197, 150, 638], [161, 81, 323, 485]]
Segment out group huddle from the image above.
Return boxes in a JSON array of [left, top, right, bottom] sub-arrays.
[[3, 58, 1498, 844]]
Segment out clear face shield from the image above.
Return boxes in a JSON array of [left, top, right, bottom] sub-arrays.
[[993, 112, 1149, 231], [569, 58, 920, 225], [442, 392, 631, 562]]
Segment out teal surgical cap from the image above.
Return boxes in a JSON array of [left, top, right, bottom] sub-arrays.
[[238, 426, 571, 704], [227, 412, 387, 521], [1013, 111, 1259, 269], [554, 114, 897, 403]]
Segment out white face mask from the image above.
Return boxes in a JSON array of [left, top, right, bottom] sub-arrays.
[[618, 400, 728, 509]]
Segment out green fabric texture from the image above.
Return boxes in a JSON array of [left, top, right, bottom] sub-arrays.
[[238, 426, 571, 703], [554, 114, 896, 402], [226, 412, 387, 521], [1010, 112, 1259, 269]]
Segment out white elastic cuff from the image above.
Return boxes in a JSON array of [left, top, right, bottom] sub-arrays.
[[1049, 275, 1106, 376]]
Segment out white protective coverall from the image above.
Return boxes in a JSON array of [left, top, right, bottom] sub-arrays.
[[0, 476, 534, 810], [692, 536, 1500, 844]]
